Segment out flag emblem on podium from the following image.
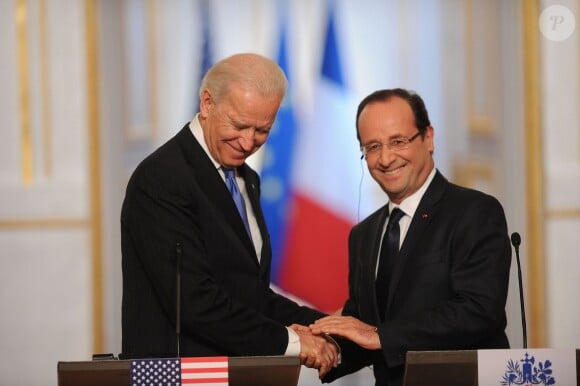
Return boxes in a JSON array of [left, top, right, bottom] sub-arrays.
[[500, 352, 556, 385], [131, 356, 228, 386]]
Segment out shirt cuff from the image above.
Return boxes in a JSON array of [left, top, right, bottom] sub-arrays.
[[284, 327, 301, 356]]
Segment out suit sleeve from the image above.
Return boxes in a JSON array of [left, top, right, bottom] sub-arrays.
[[322, 228, 377, 382], [122, 159, 323, 357]]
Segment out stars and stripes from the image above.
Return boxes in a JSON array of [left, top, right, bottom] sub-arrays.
[[131, 358, 180, 385], [181, 356, 228, 385], [130, 357, 228, 386]]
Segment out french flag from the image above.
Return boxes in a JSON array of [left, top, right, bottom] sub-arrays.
[[262, 5, 361, 313]]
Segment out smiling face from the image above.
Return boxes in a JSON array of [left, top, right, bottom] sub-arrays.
[[358, 96, 435, 204], [199, 84, 281, 169]]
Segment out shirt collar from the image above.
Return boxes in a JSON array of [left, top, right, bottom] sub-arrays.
[[389, 167, 436, 218], [189, 113, 221, 171]]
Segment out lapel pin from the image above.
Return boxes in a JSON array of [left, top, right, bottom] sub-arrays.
[[421, 213, 429, 219]]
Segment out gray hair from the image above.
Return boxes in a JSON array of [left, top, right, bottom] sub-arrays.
[[199, 53, 288, 102]]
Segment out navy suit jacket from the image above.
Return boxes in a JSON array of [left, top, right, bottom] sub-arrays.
[[121, 124, 324, 358], [324, 171, 511, 386]]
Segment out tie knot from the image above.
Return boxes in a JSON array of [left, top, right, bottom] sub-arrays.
[[388, 207, 404, 227], [223, 168, 235, 180]]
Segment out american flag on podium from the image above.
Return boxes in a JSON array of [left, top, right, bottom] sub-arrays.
[[130, 356, 228, 386]]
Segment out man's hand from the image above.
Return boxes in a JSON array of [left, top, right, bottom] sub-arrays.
[[289, 324, 339, 378], [310, 315, 381, 350]]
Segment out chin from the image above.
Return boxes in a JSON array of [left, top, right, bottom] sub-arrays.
[[382, 185, 405, 199]]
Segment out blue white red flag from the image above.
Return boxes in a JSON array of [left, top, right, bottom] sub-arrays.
[[274, 4, 361, 312]]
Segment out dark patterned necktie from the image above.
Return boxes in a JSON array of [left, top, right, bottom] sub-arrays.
[[224, 168, 252, 239], [375, 207, 404, 321]]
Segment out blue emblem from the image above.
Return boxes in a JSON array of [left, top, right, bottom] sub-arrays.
[[501, 352, 556, 385]]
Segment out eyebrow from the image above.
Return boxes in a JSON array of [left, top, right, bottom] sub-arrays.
[[228, 116, 271, 133], [361, 134, 404, 144]]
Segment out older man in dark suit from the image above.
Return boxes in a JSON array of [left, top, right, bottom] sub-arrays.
[[310, 88, 511, 386], [121, 53, 337, 376]]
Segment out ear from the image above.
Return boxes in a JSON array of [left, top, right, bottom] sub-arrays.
[[425, 125, 435, 154], [199, 89, 213, 118]]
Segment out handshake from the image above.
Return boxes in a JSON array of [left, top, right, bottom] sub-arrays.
[[290, 312, 381, 378]]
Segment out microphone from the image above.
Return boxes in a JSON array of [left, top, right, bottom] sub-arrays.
[[176, 242, 183, 357], [510, 232, 527, 349]]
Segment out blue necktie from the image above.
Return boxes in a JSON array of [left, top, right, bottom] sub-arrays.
[[375, 207, 404, 321], [223, 168, 252, 239]]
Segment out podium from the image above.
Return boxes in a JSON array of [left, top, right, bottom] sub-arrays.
[[403, 349, 580, 386], [58, 355, 300, 386]]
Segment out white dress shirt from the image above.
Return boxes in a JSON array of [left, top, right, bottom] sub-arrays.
[[189, 115, 263, 262], [375, 167, 437, 277]]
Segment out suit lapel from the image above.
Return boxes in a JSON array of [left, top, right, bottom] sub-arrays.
[[369, 206, 390, 322], [385, 171, 449, 310], [239, 165, 271, 271], [175, 126, 257, 258]]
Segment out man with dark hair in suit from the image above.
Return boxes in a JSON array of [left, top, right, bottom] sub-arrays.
[[310, 88, 511, 385], [121, 53, 337, 376]]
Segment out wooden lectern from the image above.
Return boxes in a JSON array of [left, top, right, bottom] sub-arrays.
[[58, 355, 300, 386], [403, 349, 580, 386], [403, 350, 478, 386]]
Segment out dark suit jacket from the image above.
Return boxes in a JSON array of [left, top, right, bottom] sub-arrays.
[[121, 124, 324, 359], [324, 171, 511, 386]]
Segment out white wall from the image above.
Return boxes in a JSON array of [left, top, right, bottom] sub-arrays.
[[540, 0, 580, 348], [0, 1, 93, 385]]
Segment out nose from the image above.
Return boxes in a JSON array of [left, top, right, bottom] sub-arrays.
[[377, 144, 397, 165], [238, 128, 256, 151]]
